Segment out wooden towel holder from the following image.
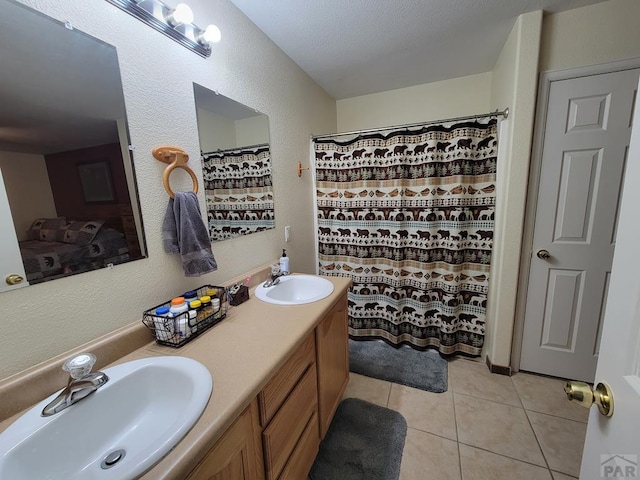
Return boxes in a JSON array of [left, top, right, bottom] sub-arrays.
[[152, 146, 199, 199]]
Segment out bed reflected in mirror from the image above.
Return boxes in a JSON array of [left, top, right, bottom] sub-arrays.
[[193, 83, 275, 242], [0, 0, 146, 290]]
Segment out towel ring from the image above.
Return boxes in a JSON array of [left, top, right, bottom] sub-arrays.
[[152, 146, 199, 199]]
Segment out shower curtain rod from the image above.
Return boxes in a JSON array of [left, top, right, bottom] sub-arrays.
[[201, 141, 269, 156], [311, 107, 509, 141]]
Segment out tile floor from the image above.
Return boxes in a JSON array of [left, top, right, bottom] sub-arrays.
[[343, 356, 589, 480]]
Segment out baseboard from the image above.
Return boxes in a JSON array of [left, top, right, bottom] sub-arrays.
[[486, 356, 512, 376]]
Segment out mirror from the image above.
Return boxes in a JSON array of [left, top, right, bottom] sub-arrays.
[[0, 0, 146, 288], [194, 83, 275, 242]]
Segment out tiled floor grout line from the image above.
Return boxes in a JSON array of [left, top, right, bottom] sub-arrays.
[[523, 407, 553, 472], [348, 362, 586, 479], [522, 408, 588, 424], [451, 386, 555, 474], [452, 389, 522, 409], [456, 439, 464, 479], [550, 469, 578, 479], [509, 376, 526, 409], [512, 377, 555, 478], [455, 439, 552, 472], [451, 386, 464, 480]]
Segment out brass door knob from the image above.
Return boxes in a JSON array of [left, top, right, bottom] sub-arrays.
[[5, 274, 23, 286], [564, 381, 614, 417], [536, 249, 551, 260]]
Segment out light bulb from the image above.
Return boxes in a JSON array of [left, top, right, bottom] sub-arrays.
[[202, 24, 221, 43], [171, 3, 193, 25]]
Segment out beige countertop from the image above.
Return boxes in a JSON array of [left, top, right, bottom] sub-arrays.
[[0, 273, 351, 480]]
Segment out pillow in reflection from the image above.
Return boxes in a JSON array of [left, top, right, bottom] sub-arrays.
[[26, 217, 67, 241], [61, 220, 105, 245]]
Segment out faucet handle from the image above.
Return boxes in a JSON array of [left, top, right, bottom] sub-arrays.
[[63, 353, 96, 380]]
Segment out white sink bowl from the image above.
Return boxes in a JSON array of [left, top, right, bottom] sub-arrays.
[[0, 356, 212, 480], [255, 274, 335, 305]]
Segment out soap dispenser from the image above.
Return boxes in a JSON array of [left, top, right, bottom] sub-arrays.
[[280, 249, 290, 275]]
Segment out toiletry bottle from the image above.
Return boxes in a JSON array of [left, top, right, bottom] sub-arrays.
[[153, 306, 173, 339], [169, 297, 188, 338], [200, 295, 213, 318], [169, 297, 188, 316], [176, 316, 191, 340], [187, 310, 197, 334], [189, 300, 202, 331], [211, 296, 221, 318], [183, 290, 198, 305], [280, 249, 289, 274]]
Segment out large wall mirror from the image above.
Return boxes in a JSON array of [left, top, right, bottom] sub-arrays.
[[194, 83, 275, 242], [0, 0, 146, 291]]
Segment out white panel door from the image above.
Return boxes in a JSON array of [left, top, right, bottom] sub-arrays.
[[0, 167, 28, 292], [520, 68, 639, 382], [580, 74, 640, 480]]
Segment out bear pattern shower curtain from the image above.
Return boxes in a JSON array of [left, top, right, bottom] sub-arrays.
[[314, 118, 497, 356], [201, 144, 274, 241]]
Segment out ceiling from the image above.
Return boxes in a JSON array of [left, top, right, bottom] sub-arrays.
[[229, 0, 608, 100]]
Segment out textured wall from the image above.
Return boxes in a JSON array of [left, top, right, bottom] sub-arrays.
[[0, 0, 335, 380], [486, 11, 543, 367], [540, 0, 640, 73], [336, 72, 493, 132], [486, 0, 640, 368]]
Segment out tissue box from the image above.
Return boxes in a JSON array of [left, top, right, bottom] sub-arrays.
[[229, 285, 250, 306]]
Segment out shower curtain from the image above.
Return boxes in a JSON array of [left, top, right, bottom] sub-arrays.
[[313, 118, 497, 356], [201, 144, 274, 241]]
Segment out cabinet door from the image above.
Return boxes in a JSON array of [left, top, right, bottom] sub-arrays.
[[189, 400, 264, 480], [315, 294, 349, 439]]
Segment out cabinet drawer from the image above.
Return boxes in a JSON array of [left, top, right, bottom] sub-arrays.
[[259, 333, 315, 427], [278, 411, 320, 480], [262, 365, 318, 480]]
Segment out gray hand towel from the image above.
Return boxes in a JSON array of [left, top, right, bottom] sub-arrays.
[[162, 191, 217, 276]]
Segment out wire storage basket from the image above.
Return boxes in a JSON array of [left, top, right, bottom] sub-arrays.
[[142, 284, 227, 347]]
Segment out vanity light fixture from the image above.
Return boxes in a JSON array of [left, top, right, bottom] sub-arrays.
[[105, 0, 220, 58], [167, 3, 193, 26]]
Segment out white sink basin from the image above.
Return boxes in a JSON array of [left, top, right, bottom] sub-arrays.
[[255, 274, 335, 305], [0, 356, 212, 480]]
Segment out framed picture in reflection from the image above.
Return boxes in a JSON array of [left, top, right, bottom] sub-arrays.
[[77, 160, 115, 204]]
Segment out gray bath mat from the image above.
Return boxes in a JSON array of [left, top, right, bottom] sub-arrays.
[[309, 398, 407, 480], [349, 339, 448, 393]]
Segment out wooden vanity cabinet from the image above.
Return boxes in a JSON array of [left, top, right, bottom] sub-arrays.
[[259, 333, 320, 480], [188, 399, 264, 480], [187, 291, 349, 480], [315, 295, 349, 439]]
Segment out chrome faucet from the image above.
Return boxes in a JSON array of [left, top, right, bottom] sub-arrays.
[[264, 267, 287, 287], [42, 353, 108, 417]]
